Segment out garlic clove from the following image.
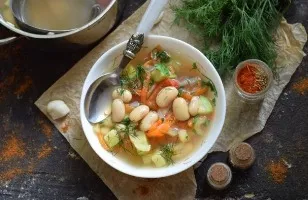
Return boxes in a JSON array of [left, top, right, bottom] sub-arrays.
[[47, 100, 70, 120]]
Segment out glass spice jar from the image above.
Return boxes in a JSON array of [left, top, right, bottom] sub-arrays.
[[228, 142, 256, 170], [206, 162, 232, 190], [233, 59, 273, 103]]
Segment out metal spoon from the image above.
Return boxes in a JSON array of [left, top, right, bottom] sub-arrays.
[[84, 0, 168, 123]]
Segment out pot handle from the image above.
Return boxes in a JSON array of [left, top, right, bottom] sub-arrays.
[[0, 36, 18, 45]]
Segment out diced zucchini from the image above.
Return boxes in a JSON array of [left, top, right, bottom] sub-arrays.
[[178, 129, 189, 143], [129, 131, 151, 154], [104, 130, 120, 148], [193, 116, 210, 135], [151, 70, 176, 82], [100, 116, 114, 128], [123, 64, 137, 79], [151, 154, 167, 167], [151, 64, 177, 83], [198, 96, 213, 115]]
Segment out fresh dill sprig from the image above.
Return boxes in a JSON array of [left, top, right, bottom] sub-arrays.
[[191, 62, 198, 70], [173, 0, 289, 76], [160, 143, 176, 165], [157, 51, 171, 63], [136, 64, 146, 83]]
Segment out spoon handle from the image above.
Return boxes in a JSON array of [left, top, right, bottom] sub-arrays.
[[136, 0, 169, 35], [123, 0, 168, 60]]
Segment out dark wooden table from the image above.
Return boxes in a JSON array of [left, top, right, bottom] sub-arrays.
[[0, 0, 307, 199]]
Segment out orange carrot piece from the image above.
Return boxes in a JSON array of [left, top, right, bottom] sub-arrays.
[[140, 87, 147, 104], [148, 119, 163, 132], [146, 130, 164, 138], [147, 118, 174, 138], [140, 74, 151, 104], [177, 121, 189, 129], [97, 133, 109, 150], [188, 119, 193, 128], [143, 60, 155, 68], [181, 92, 193, 101], [125, 104, 134, 113], [193, 87, 208, 96]]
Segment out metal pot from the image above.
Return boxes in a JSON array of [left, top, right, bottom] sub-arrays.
[[0, 0, 118, 48]]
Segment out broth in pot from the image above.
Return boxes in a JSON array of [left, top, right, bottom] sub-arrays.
[[22, 0, 110, 31]]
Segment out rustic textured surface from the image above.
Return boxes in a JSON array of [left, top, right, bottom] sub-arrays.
[[0, 0, 308, 200]]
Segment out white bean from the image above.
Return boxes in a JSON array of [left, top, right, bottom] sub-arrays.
[[111, 99, 125, 122], [129, 105, 150, 122], [189, 96, 199, 116], [140, 111, 159, 131], [172, 97, 190, 121], [112, 88, 132, 103], [156, 86, 179, 108]]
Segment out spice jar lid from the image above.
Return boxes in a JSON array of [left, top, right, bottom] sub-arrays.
[[229, 142, 256, 170], [233, 59, 273, 103], [207, 162, 232, 190]]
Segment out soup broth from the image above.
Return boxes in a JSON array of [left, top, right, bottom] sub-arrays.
[[93, 45, 217, 168], [23, 0, 107, 30]]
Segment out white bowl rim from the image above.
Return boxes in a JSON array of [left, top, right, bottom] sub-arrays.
[[80, 35, 226, 178]]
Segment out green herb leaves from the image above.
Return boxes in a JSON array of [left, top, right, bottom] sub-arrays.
[[155, 63, 170, 76], [202, 80, 217, 96], [192, 62, 198, 70], [157, 51, 171, 63], [173, 0, 288, 76], [160, 144, 176, 165]]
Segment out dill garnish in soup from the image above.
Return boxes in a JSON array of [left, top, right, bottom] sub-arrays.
[[93, 45, 217, 167]]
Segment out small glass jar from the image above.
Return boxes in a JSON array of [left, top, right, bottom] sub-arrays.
[[233, 59, 273, 103], [207, 162, 232, 190], [229, 142, 256, 170]]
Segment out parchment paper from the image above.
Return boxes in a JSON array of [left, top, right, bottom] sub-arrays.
[[35, 0, 307, 199]]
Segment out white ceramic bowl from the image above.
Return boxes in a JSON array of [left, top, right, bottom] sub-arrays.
[[80, 35, 226, 178]]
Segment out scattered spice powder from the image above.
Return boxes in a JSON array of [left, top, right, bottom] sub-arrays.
[[0, 68, 18, 101], [37, 143, 52, 159], [292, 77, 308, 95], [38, 119, 53, 139], [267, 160, 288, 184], [0, 168, 24, 182], [14, 75, 33, 96], [61, 121, 70, 133], [237, 63, 268, 94], [0, 136, 25, 162]]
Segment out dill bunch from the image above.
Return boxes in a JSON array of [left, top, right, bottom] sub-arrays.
[[173, 0, 290, 76]]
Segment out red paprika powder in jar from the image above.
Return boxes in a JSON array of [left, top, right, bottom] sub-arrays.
[[233, 59, 273, 103]]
